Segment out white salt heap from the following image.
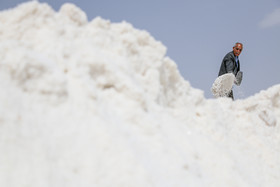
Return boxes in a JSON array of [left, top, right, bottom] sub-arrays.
[[0, 2, 280, 187]]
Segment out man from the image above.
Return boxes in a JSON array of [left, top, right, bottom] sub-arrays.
[[218, 42, 243, 100]]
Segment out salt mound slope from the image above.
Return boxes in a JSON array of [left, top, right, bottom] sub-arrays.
[[0, 2, 279, 187]]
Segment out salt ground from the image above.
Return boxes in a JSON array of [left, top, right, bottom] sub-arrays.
[[0, 2, 279, 187]]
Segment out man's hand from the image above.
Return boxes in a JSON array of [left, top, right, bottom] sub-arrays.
[[234, 71, 243, 86]]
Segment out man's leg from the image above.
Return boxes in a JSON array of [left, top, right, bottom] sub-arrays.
[[228, 90, 234, 100]]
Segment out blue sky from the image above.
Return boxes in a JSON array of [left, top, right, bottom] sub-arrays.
[[1, 0, 280, 99]]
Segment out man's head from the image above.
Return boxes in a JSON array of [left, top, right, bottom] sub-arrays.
[[233, 42, 243, 57]]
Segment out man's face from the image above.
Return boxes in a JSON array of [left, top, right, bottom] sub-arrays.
[[233, 44, 243, 56]]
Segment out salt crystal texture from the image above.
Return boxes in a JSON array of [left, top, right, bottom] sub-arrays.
[[0, 2, 280, 187], [211, 73, 235, 98]]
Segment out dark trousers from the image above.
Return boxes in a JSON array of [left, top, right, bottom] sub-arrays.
[[228, 90, 234, 100]]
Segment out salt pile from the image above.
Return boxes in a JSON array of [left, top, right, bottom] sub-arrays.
[[0, 2, 280, 187]]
